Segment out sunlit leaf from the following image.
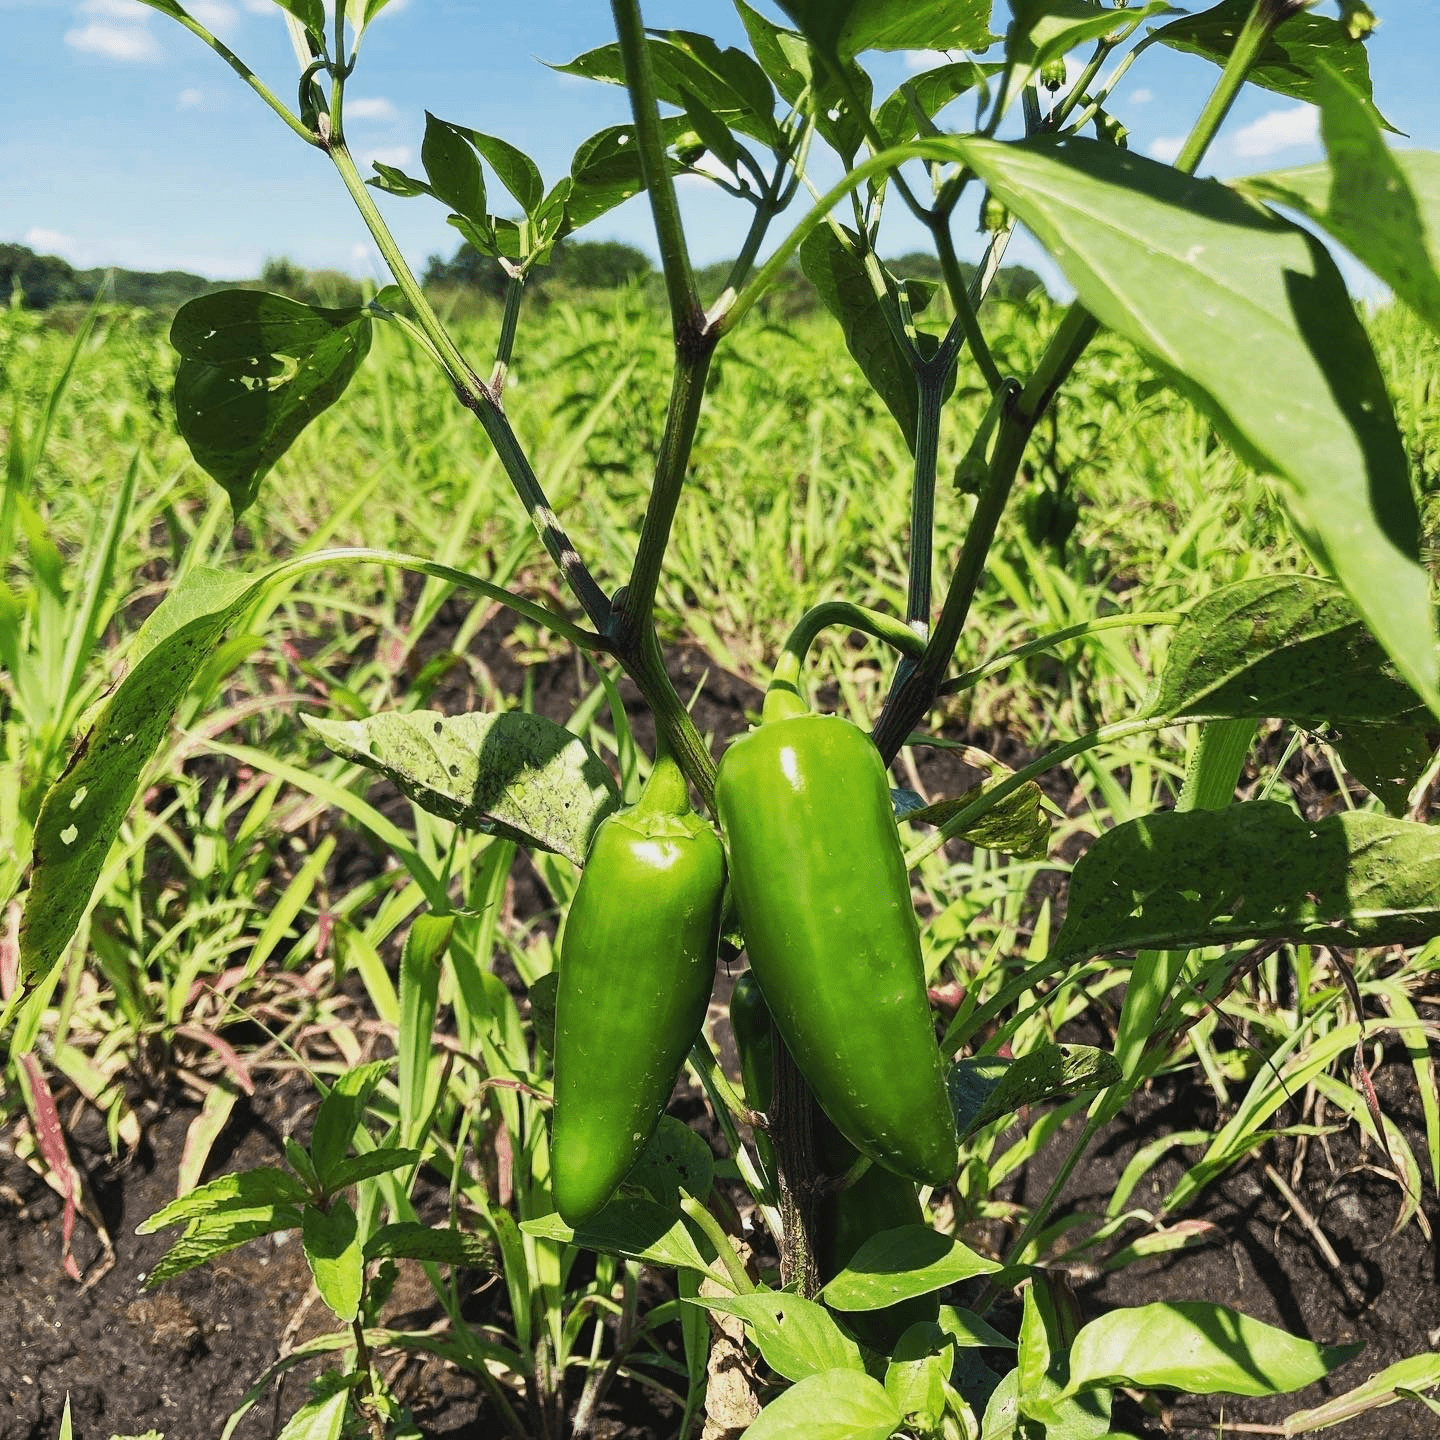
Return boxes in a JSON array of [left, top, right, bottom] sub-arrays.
[[1053, 802, 1440, 967], [1240, 67, 1440, 337], [1065, 1301, 1359, 1396], [743, 1368, 900, 1440], [691, 1292, 865, 1381], [944, 134, 1438, 718], [1152, 0, 1392, 129], [822, 1225, 1000, 1311], [303, 708, 620, 865]]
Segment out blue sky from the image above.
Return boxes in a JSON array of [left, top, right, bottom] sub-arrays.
[[3, 0, 1438, 292]]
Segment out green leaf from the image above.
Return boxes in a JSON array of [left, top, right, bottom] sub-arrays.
[[460, 127, 544, 216], [398, 913, 453, 1146], [170, 290, 371, 516], [822, 1225, 1001, 1311], [1337, 722, 1436, 816], [16, 548, 568, 1003], [875, 61, 1003, 148], [310, 1058, 392, 1184], [743, 1368, 901, 1440], [20, 565, 264, 990], [302, 1199, 364, 1322], [565, 119, 693, 232], [527, 970, 558, 1056], [303, 708, 620, 866], [776, 0, 995, 60], [274, 1388, 349, 1440], [948, 1045, 1121, 1140], [885, 1323, 954, 1429], [1152, 575, 1425, 724], [421, 112, 486, 221], [901, 775, 1049, 858], [364, 1221, 493, 1267], [627, 1114, 715, 1211], [1053, 802, 1440, 968], [322, 1146, 423, 1191], [945, 134, 1438, 719], [800, 225, 938, 454], [521, 1197, 714, 1275], [1066, 1301, 1359, 1397], [367, 160, 432, 198], [556, 33, 779, 149], [1282, 1351, 1440, 1432], [271, 0, 324, 34], [939, 1305, 1016, 1349], [1152, 0, 1392, 129], [137, 1166, 308, 1233], [147, 1206, 303, 1285], [1240, 73, 1440, 337], [693, 1292, 865, 1382]]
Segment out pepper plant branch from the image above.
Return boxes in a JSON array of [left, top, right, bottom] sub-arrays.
[[154, 5, 318, 146], [940, 609, 1183, 695], [629, 627, 718, 808], [326, 140, 612, 629], [777, 602, 928, 678], [905, 372, 947, 631], [491, 270, 526, 395], [615, 340, 716, 650], [1175, 0, 1281, 176], [932, 219, 1004, 394], [903, 713, 1219, 870], [610, 0, 701, 336], [879, 1, 1277, 753], [679, 1191, 755, 1293], [1045, 38, 1114, 133]]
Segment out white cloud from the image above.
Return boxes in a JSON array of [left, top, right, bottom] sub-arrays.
[[187, 0, 238, 34], [241, 0, 272, 10], [345, 96, 397, 121], [1230, 104, 1319, 158], [24, 227, 75, 254], [178, 86, 203, 107], [64, 20, 160, 60], [1147, 135, 1184, 164], [1129, 87, 1154, 105], [362, 144, 413, 169], [903, 49, 949, 71]]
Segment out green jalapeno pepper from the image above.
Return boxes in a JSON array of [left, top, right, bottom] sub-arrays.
[[551, 752, 725, 1225], [714, 678, 956, 1188]]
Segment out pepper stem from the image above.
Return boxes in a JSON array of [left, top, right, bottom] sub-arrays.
[[633, 745, 692, 818], [764, 601, 927, 725]]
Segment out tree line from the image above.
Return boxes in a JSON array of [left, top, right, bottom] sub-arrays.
[[2, 239, 1046, 314]]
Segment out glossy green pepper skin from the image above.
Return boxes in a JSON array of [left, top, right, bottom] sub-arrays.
[[551, 756, 725, 1226], [715, 711, 956, 1187]]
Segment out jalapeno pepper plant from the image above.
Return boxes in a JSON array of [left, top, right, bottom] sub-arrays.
[[24, 0, 1440, 1435]]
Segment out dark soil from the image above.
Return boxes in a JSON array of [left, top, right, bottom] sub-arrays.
[[4, 618, 1438, 1438]]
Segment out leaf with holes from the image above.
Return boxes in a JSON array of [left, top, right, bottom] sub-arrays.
[[170, 290, 371, 516], [304, 708, 620, 865], [1152, 0, 1392, 128], [691, 1292, 865, 1382], [1053, 802, 1440, 968]]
